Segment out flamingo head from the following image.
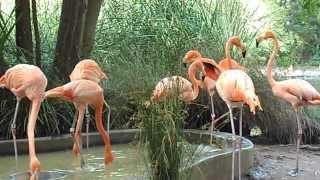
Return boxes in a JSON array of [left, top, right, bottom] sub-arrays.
[[229, 36, 246, 58], [183, 50, 202, 66], [245, 93, 263, 114], [256, 30, 276, 47]]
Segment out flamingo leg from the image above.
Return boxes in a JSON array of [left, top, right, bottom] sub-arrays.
[[296, 110, 302, 175], [85, 106, 90, 150], [11, 98, 21, 166], [95, 101, 113, 165], [209, 95, 215, 144], [289, 110, 302, 176], [73, 105, 85, 168], [238, 104, 243, 180], [70, 109, 78, 137], [105, 101, 111, 133], [228, 105, 235, 180]]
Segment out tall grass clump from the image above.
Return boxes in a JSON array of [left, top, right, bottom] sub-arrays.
[[138, 93, 197, 180]]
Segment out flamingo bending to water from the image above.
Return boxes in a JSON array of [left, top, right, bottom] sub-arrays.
[[69, 59, 109, 157], [45, 80, 114, 166], [0, 64, 47, 179]]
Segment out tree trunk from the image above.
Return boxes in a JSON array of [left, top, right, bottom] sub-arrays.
[[31, 0, 41, 68], [15, 0, 33, 64], [54, 0, 87, 81], [81, 0, 103, 58]]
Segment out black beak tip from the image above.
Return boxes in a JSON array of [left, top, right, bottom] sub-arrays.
[[242, 50, 246, 58], [183, 63, 187, 68], [201, 75, 205, 81], [256, 40, 259, 48]]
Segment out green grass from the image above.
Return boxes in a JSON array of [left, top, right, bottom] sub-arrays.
[[138, 95, 197, 180]]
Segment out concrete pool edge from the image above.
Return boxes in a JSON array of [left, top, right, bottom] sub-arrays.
[[0, 129, 254, 180]]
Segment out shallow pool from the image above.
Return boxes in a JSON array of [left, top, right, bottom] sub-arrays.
[[0, 130, 254, 180], [0, 144, 145, 180]]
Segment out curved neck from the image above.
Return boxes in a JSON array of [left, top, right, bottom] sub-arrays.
[[188, 70, 200, 100], [266, 37, 279, 87], [225, 39, 233, 60], [27, 99, 41, 158]]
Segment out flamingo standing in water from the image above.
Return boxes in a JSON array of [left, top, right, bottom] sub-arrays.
[[256, 30, 320, 176], [183, 38, 247, 141], [0, 64, 47, 179], [147, 58, 220, 104], [45, 80, 114, 166], [69, 59, 109, 157]]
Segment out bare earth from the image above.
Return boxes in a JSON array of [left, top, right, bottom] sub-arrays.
[[249, 144, 320, 180]]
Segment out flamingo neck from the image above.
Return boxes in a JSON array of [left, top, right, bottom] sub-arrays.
[[188, 69, 200, 100], [27, 98, 41, 158], [266, 37, 279, 87], [225, 39, 233, 68], [226, 39, 234, 59]]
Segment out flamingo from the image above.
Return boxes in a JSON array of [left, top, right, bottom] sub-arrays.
[[256, 30, 320, 176], [0, 64, 47, 179], [214, 68, 262, 180], [69, 59, 109, 156], [147, 58, 220, 104], [183, 41, 246, 142], [45, 80, 114, 166]]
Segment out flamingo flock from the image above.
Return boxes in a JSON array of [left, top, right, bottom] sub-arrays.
[[0, 30, 316, 179]]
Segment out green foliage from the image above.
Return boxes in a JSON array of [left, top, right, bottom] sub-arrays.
[[273, 0, 320, 63], [138, 96, 196, 180], [0, 8, 15, 61], [93, 0, 258, 129]]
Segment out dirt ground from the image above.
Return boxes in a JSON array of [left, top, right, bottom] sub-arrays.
[[248, 144, 320, 180]]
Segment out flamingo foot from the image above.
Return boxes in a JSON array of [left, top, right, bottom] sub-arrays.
[[72, 143, 80, 156], [104, 147, 114, 165], [29, 157, 40, 180]]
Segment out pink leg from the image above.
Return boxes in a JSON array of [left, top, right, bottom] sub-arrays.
[[95, 102, 113, 165], [210, 95, 215, 144], [238, 105, 243, 180], [288, 110, 302, 177], [85, 106, 90, 150], [11, 98, 21, 167], [228, 105, 235, 180], [73, 105, 85, 167]]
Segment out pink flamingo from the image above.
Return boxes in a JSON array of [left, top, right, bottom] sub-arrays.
[[147, 58, 220, 104], [45, 80, 114, 166], [256, 30, 320, 176], [214, 68, 262, 180], [0, 64, 47, 179], [69, 59, 109, 156]]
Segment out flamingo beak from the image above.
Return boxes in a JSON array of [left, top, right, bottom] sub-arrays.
[[256, 40, 260, 48], [183, 62, 187, 68], [242, 50, 247, 58]]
